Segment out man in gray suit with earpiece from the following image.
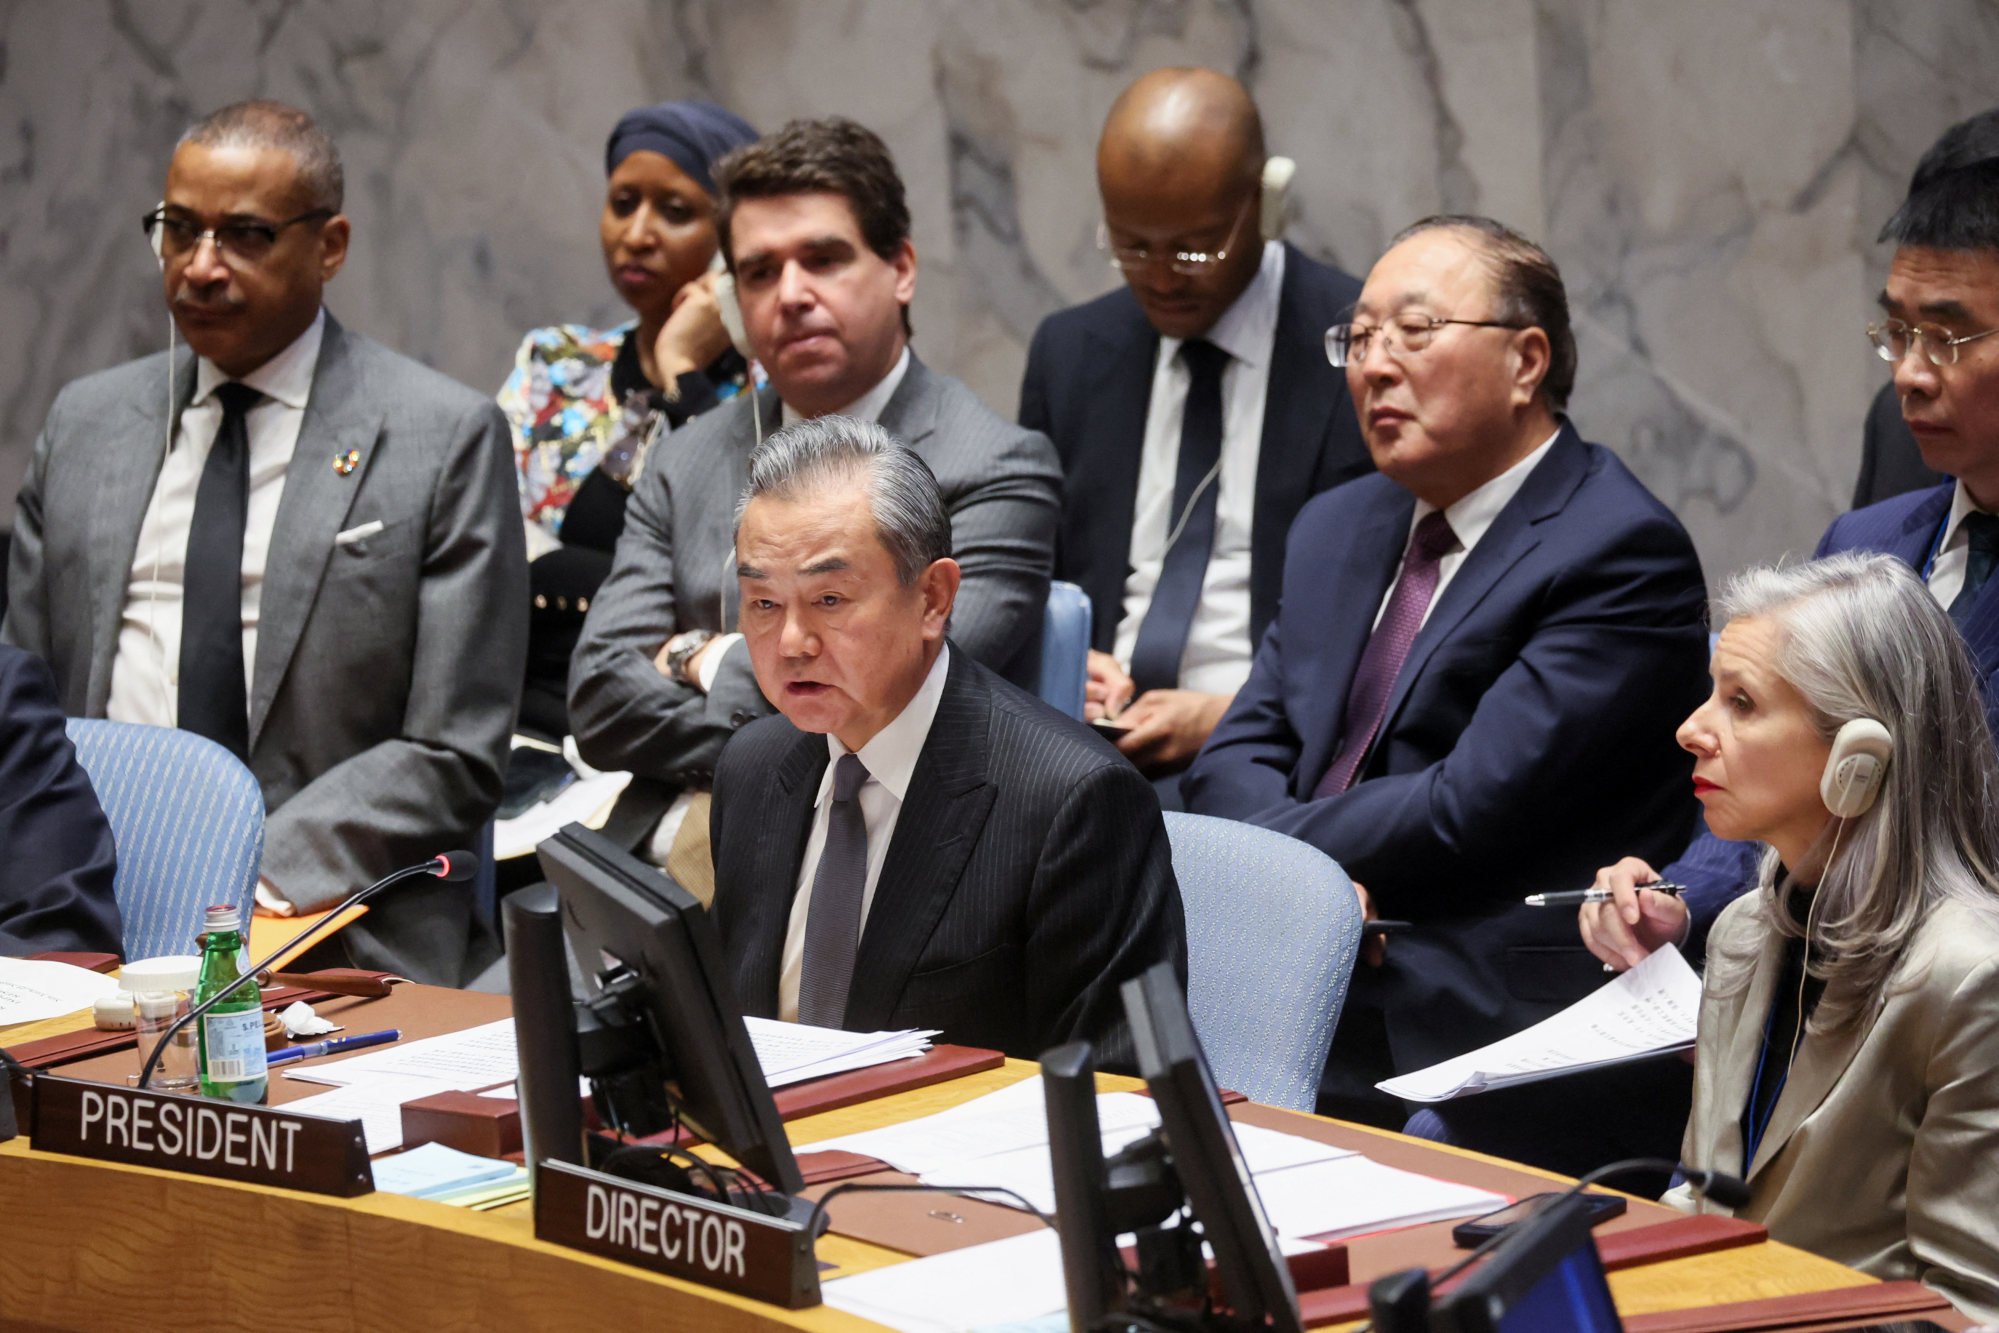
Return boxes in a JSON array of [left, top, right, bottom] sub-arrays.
[[569, 118, 1060, 892], [4, 101, 525, 984]]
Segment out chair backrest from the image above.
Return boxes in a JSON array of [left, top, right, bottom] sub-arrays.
[[1163, 812, 1363, 1112], [64, 719, 265, 962], [1037, 581, 1093, 720]]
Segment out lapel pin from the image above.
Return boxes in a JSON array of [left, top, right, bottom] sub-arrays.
[[333, 448, 360, 476]]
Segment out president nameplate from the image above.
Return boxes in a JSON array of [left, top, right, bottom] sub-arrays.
[[534, 1161, 821, 1308], [29, 1074, 375, 1197]]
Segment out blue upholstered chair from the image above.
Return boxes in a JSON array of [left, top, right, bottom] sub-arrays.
[[64, 719, 265, 962], [1163, 812, 1363, 1111], [1037, 581, 1093, 720]]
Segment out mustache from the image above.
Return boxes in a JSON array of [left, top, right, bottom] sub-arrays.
[[171, 286, 245, 315]]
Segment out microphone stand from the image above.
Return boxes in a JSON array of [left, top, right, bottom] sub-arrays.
[[134, 852, 472, 1092]]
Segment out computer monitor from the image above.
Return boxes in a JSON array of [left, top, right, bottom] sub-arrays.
[[1431, 1193, 1624, 1333], [1044, 1041, 1134, 1329], [515, 823, 804, 1205], [1124, 961, 1303, 1333]]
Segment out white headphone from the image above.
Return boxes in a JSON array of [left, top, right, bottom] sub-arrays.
[[1819, 717, 1893, 818]]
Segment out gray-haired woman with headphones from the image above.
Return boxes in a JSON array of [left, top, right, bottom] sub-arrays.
[[1667, 551, 1999, 1324]]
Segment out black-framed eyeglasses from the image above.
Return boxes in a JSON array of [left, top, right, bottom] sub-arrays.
[[1096, 197, 1254, 277], [1865, 317, 1999, 368], [1326, 314, 1527, 368], [142, 207, 334, 265]]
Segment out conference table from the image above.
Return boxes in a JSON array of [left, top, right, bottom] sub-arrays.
[[0, 981, 1966, 1332]]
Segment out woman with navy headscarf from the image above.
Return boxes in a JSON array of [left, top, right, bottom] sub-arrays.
[[499, 100, 759, 738]]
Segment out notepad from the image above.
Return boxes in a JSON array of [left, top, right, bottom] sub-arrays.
[[1376, 944, 1701, 1103], [745, 1017, 937, 1088]]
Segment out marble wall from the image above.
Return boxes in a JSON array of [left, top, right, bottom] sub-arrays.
[[2, 0, 1995, 583]]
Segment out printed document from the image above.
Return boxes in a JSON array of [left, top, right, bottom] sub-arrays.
[[1376, 944, 1700, 1103]]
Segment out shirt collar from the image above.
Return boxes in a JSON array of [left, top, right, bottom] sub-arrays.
[[781, 344, 912, 429], [1413, 425, 1562, 556], [1157, 239, 1285, 371], [1943, 478, 1988, 550], [193, 306, 325, 411], [814, 642, 951, 809]]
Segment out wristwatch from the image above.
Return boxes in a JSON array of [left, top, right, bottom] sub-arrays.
[[664, 629, 718, 686]]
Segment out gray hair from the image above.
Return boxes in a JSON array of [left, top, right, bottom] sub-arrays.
[[1709, 553, 1999, 1031], [733, 416, 951, 585], [180, 100, 344, 214]]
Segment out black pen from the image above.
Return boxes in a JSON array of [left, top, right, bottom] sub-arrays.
[[1523, 882, 1688, 908]]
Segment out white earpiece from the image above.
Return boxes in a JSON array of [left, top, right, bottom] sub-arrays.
[[150, 199, 167, 271], [1820, 717, 1892, 818]]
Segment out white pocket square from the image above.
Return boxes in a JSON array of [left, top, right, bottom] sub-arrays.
[[334, 519, 385, 547]]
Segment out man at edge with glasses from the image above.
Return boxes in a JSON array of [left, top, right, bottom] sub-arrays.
[[1019, 68, 1369, 805], [1186, 216, 1710, 1181], [3, 100, 526, 986], [1582, 155, 1999, 980]]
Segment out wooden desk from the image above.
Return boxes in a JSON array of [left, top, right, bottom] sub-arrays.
[[0, 997, 1896, 1331]]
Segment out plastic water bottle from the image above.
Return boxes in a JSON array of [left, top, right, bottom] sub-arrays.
[[195, 905, 268, 1104]]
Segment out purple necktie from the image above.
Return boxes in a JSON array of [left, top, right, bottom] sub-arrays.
[[1314, 510, 1460, 798]]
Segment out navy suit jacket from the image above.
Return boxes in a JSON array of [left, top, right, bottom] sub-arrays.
[[1184, 425, 1709, 1083], [708, 648, 1185, 1069], [1018, 244, 1371, 653], [1673, 481, 1999, 944], [0, 644, 120, 956]]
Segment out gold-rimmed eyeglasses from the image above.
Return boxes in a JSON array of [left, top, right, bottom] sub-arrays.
[[1096, 197, 1254, 277], [1865, 317, 1999, 368], [1326, 314, 1526, 368], [142, 207, 334, 265]]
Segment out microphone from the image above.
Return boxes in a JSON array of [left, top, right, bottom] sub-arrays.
[[134, 851, 476, 1091], [1362, 1157, 1748, 1331]]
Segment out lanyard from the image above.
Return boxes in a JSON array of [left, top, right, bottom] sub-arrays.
[[1741, 998, 1791, 1171]]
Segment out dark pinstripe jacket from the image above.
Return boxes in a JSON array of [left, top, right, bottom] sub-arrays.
[[708, 647, 1185, 1067]]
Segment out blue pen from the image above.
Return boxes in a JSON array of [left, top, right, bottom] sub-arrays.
[[267, 1027, 402, 1067]]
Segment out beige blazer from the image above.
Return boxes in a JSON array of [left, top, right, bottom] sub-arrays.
[[1670, 894, 1999, 1324]]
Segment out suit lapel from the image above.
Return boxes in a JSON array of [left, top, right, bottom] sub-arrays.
[[1078, 318, 1158, 648], [1253, 248, 1332, 594], [89, 354, 191, 714], [1747, 977, 1882, 1181], [878, 354, 940, 448], [842, 651, 997, 1030], [733, 731, 827, 1019], [1294, 493, 1410, 793], [1371, 429, 1584, 752], [249, 318, 377, 746], [1702, 921, 1785, 1177]]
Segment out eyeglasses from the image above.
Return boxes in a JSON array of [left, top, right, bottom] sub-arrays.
[[1326, 314, 1526, 367], [142, 207, 334, 265], [1865, 318, 1999, 368], [1097, 198, 1253, 277]]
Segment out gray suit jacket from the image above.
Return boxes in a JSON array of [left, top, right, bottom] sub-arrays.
[[569, 353, 1060, 796], [4, 314, 527, 984], [1671, 895, 1999, 1324]]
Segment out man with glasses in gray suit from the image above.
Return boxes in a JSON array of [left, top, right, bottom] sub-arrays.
[[4, 101, 526, 984]]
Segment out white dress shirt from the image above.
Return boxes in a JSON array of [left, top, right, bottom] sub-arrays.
[[1923, 480, 1987, 610], [777, 643, 950, 1023], [647, 345, 916, 864], [1372, 428, 1561, 632], [107, 308, 326, 728], [1112, 240, 1285, 697]]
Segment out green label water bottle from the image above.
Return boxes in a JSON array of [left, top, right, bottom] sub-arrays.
[[195, 904, 268, 1104]]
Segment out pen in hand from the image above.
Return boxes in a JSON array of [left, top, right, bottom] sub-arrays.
[[267, 1027, 402, 1067], [1523, 882, 1688, 908]]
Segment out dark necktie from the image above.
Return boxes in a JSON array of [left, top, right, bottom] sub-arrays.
[[797, 753, 871, 1027], [1950, 511, 1999, 629], [1315, 511, 1461, 798], [178, 382, 261, 761], [1128, 339, 1229, 696]]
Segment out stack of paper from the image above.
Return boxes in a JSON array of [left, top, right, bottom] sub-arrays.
[[0, 957, 119, 1025], [282, 1019, 523, 1153], [798, 1077, 1489, 1244], [1376, 944, 1701, 1104], [746, 1017, 937, 1088], [371, 1141, 520, 1199]]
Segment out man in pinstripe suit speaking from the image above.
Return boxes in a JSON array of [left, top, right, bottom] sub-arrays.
[[707, 417, 1185, 1066]]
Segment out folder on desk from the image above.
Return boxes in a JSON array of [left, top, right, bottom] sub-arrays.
[[250, 903, 370, 971]]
